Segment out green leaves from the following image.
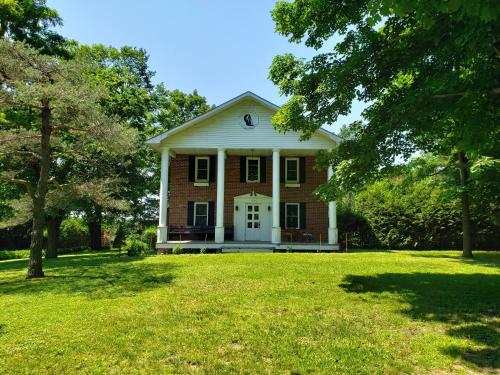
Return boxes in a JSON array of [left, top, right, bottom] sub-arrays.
[[270, 0, 500, 197]]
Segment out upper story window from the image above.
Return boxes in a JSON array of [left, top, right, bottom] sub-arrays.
[[285, 158, 299, 184], [195, 156, 209, 183], [246, 157, 260, 183]]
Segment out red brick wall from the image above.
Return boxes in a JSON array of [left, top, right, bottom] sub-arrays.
[[168, 154, 328, 241]]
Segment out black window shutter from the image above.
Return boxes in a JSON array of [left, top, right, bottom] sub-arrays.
[[208, 201, 215, 226], [280, 157, 285, 183], [280, 202, 285, 228], [187, 201, 194, 226], [260, 156, 266, 183], [300, 202, 306, 229], [209, 155, 216, 182], [240, 156, 246, 182], [299, 157, 306, 183], [188, 156, 195, 182]]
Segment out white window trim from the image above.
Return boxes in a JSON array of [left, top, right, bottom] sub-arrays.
[[194, 202, 209, 227], [285, 203, 300, 229], [285, 157, 300, 186], [195, 156, 209, 184], [246, 157, 260, 183]]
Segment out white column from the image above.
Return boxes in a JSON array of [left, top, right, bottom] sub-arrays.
[[157, 147, 169, 243], [214, 148, 225, 243], [272, 149, 281, 244], [327, 166, 338, 244]]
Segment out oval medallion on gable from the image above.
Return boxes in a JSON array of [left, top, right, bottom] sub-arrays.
[[239, 113, 259, 129]]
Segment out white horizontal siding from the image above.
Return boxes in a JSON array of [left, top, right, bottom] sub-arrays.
[[162, 98, 335, 150]]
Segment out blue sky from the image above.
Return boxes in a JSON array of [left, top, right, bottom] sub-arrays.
[[49, 0, 365, 132]]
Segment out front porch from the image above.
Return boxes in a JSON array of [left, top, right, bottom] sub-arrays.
[[157, 240, 340, 252], [155, 147, 339, 247]]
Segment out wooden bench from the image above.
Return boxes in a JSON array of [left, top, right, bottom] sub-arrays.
[[168, 225, 234, 241], [283, 229, 314, 243]]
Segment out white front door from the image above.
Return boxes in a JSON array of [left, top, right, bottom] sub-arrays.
[[245, 204, 262, 241], [234, 194, 272, 242]]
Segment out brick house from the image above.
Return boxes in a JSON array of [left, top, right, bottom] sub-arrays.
[[146, 92, 340, 251]]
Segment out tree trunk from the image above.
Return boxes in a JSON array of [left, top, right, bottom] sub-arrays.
[[88, 207, 102, 250], [27, 103, 52, 279], [46, 214, 63, 258], [457, 151, 473, 258]]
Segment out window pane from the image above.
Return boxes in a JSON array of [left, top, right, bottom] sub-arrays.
[[196, 159, 208, 181], [195, 204, 207, 215], [197, 158, 208, 169], [195, 215, 207, 227], [286, 205, 299, 228], [287, 159, 298, 182], [247, 159, 259, 181], [194, 203, 208, 226], [247, 214, 252, 220], [247, 222, 252, 228], [197, 169, 208, 180], [254, 205, 259, 212]]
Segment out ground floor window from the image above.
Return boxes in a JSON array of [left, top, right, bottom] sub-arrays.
[[285, 203, 300, 229], [194, 202, 209, 226]]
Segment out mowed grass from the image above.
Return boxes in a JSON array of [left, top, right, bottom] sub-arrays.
[[0, 251, 498, 374]]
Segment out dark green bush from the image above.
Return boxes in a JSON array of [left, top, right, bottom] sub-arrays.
[[141, 226, 156, 250], [172, 244, 183, 254], [60, 217, 89, 248], [112, 223, 127, 249], [122, 235, 150, 256], [352, 178, 499, 250]]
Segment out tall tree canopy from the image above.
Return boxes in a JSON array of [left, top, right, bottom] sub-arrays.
[[0, 0, 68, 56], [269, 0, 500, 257], [75, 45, 212, 239], [0, 40, 136, 278]]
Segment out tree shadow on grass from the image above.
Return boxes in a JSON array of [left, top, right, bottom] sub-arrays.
[[408, 252, 500, 269], [0, 253, 176, 299], [340, 273, 500, 370], [0, 252, 127, 272]]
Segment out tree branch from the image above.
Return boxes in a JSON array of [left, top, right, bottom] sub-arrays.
[[0, 177, 34, 199], [433, 87, 500, 98], [0, 150, 41, 159]]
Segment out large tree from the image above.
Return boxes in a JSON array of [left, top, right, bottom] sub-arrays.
[[74, 44, 212, 248], [269, 0, 500, 257], [0, 40, 136, 278], [0, 0, 68, 56]]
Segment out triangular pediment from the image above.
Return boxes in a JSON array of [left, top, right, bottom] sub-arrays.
[[146, 91, 339, 151]]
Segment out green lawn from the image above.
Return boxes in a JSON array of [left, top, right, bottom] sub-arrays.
[[0, 251, 498, 374]]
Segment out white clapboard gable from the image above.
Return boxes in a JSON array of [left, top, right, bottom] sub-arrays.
[[146, 92, 339, 153]]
